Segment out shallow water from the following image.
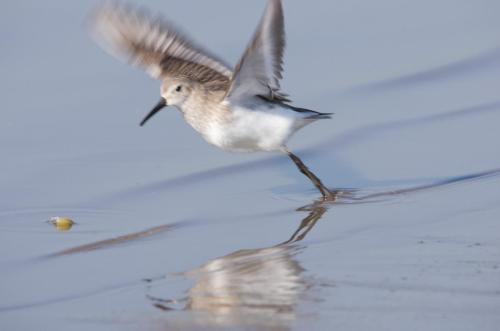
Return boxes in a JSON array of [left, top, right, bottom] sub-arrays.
[[1, 0, 500, 330]]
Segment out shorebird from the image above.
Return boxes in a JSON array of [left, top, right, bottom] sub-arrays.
[[91, 0, 334, 198]]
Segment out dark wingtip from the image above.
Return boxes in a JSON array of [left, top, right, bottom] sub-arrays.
[[309, 113, 333, 120], [288, 105, 334, 119]]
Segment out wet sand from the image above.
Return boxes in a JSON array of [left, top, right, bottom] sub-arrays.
[[1, 1, 500, 330]]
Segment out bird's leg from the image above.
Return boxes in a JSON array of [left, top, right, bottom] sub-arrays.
[[283, 148, 334, 199]]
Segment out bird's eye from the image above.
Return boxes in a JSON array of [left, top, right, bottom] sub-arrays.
[[175, 85, 182, 92]]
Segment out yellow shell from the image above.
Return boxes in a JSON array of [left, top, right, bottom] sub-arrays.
[[48, 217, 75, 231]]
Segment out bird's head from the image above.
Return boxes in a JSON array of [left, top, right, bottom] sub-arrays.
[[140, 78, 194, 126], [161, 78, 194, 107]]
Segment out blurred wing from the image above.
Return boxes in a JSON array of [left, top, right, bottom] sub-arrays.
[[91, 5, 232, 89], [225, 0, 289, 102]]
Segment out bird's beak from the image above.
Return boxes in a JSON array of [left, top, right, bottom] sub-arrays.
[[140, 98, 167, 126]]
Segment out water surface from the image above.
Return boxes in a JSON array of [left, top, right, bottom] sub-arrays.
[[1, 0, 500, 330]]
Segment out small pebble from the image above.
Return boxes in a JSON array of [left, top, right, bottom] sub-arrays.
[[48, 217, 75, 231]]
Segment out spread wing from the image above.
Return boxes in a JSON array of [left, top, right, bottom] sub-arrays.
[[225, 0, 289, 102], [91, 4, 232, 90]]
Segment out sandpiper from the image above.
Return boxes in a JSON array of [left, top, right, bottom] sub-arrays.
[[91, 0, 334, 198]]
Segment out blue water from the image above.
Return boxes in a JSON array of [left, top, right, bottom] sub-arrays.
[[1, 1, 500, 330]]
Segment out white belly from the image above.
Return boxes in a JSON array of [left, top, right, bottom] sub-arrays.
[[207, 105, 299, 153]]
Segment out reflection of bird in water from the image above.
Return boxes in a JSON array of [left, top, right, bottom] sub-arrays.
[[147, 196, 334, 330], [91, 0, 333, 199], [184, 246, 306, 330]]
